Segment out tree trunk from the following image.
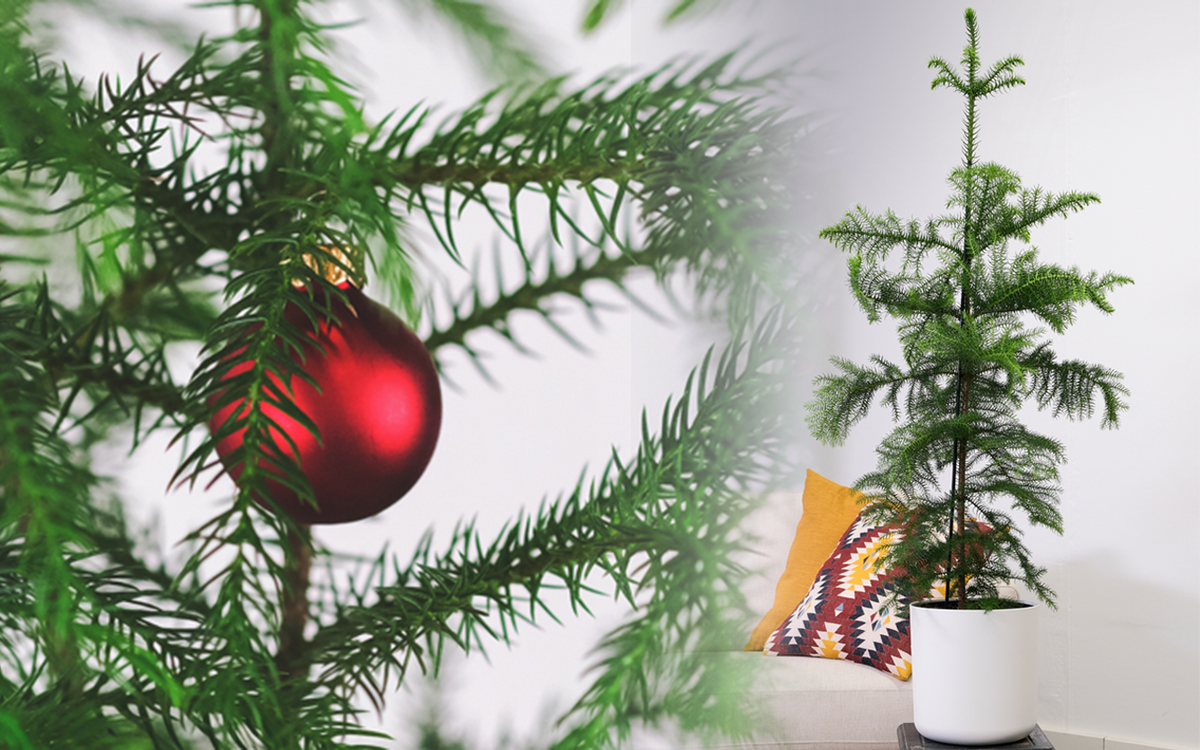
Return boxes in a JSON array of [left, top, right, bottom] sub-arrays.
[[955, 372, 972, 609], [276, 524, 312, 681]]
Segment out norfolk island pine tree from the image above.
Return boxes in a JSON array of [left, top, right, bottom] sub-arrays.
[[808, 8, 1131, 612]]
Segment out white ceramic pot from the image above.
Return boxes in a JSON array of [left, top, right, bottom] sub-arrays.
[[911, 601, 1039, 745]]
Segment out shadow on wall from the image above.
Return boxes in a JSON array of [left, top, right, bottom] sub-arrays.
[[1038, 550, 1200, 745]]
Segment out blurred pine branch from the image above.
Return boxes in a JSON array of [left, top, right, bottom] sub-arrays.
[[0, 1, 805, 747]]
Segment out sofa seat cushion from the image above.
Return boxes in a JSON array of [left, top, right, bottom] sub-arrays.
[[742, 654, 913, 747], [635, 652, 913, 750]]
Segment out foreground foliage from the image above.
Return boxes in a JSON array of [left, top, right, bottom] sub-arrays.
[[0, 0, 802, 747]]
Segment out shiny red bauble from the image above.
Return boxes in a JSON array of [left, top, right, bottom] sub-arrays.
[[208, 283, 441, 524]]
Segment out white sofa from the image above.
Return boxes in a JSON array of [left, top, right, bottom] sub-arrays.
[[632, 650, 913, 750], [658, 490, 917, 750], [715, 652, 912, 749]]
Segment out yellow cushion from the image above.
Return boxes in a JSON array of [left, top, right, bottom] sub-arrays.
[[743, 469, 865, 652]]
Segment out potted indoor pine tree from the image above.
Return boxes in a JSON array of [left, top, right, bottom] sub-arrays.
[[808, 9, 1130, 745]]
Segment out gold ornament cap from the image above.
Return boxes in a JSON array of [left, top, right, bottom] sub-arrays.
[[292, 245, 357, 288]]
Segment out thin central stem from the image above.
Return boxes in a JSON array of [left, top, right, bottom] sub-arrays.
[[954, 373, 972, 608], [946, 61, 979, 607], [276, 524, 312, 681], [256, 0, 315, 684]]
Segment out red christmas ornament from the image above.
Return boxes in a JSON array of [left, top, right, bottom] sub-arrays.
[[209, 282, 441, 524]]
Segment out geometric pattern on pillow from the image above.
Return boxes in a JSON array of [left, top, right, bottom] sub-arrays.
[[763, 514, 912, 680]]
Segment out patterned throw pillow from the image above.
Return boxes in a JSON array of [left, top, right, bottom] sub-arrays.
[[763, 514, 913, 680]]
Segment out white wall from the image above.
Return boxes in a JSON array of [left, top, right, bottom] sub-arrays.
[[773, 2, 1200, 748]]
